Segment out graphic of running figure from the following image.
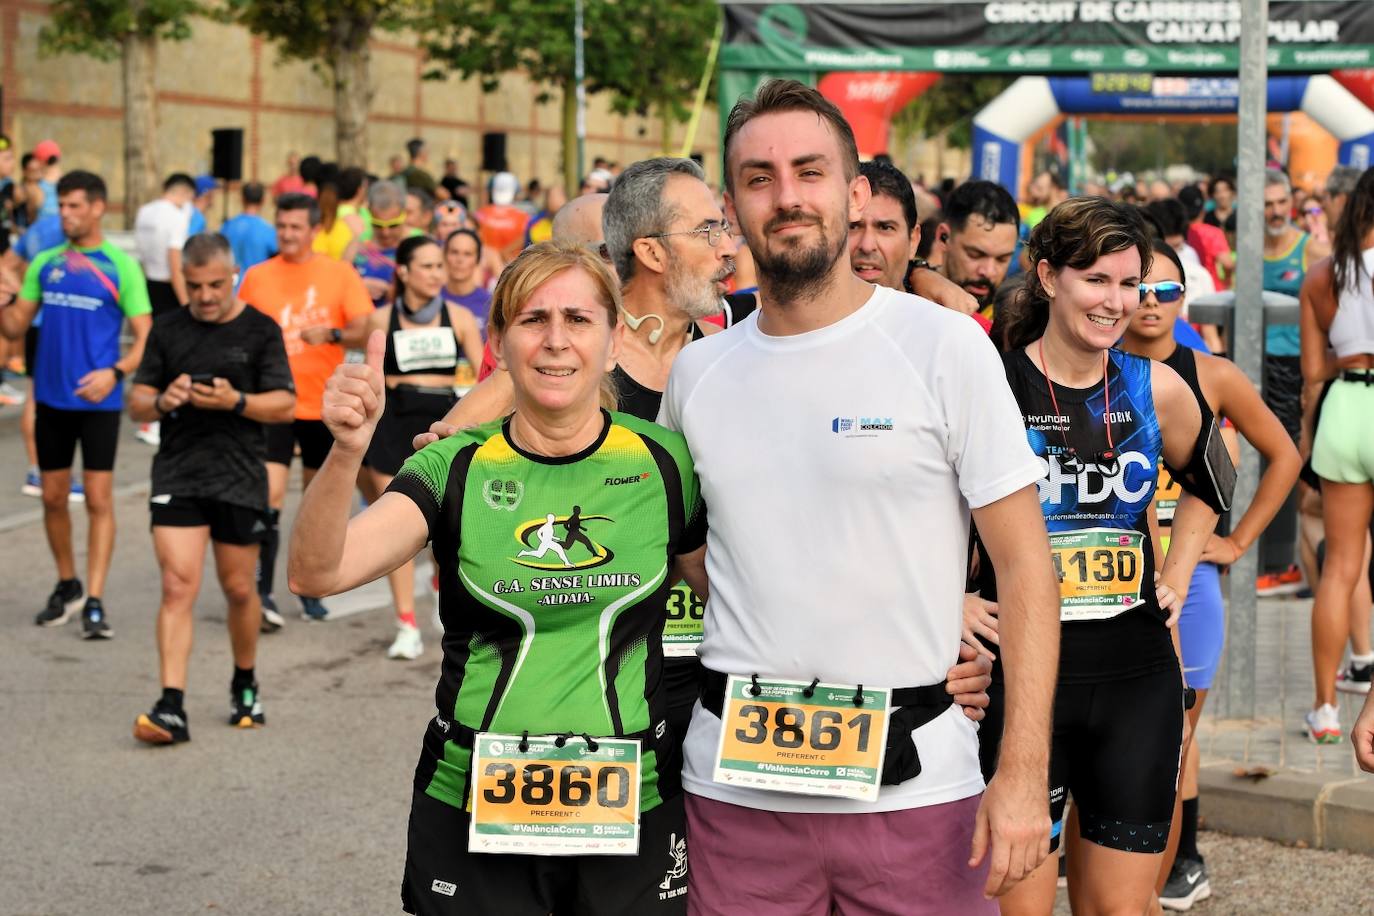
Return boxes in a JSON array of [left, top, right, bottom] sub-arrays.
[[560, 505, 597, 556], [517, 513, 573, 568]]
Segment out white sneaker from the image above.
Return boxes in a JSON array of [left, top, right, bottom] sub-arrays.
[[1304, 703, 1342, 744], [135, 421, 161, 446], [387, 624, 424, 660]]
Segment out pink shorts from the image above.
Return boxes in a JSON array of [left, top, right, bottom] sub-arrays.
[[685, 793, 996, 916]]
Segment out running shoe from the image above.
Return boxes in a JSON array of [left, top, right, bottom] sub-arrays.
[[229, 683, 265, 728], [35, 579, 84, 627], [133, 703, 190, 745], [0, 380, 26, 405], [21, 468, 40, 497], [68, 479, 85, 503], [259, 594, 284, 633], [300, 596, 330, 621], [387, 623, 424, 660], [135, 421, 160, 446], [1304, 703, 1343, 744], [1337, 659, 1373, 695], [81, 598, 113, 639], [1159, 857, 1211, 911], [1256, 565, 1304, 597]]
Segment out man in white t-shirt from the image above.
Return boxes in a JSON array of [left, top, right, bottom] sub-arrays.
[[134, 173, 195, 316], [661, 80, 1061, 914]]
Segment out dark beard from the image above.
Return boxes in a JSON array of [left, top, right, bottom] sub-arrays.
[[753, 214, 846, 306]]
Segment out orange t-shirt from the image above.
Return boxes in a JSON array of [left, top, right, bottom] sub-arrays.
[[238, 254, 374, 419], [475, 204, 530, 257]]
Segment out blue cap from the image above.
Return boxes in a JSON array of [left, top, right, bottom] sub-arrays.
[[195, 175, 217, 196]]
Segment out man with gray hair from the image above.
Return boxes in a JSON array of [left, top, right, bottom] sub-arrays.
[[127, 232, 296, 745], [1324, 164, 1364, 229], [356, 179, 410, 306]]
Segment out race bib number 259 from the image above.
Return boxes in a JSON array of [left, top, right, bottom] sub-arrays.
[[469, 734, 640, 855]]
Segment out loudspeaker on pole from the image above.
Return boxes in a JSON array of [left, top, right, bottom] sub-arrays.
[[481, 132, 508, 173], [211, 128, 244, 182]]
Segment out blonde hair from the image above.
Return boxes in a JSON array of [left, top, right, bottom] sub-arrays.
[[489, 242, 620, 411]]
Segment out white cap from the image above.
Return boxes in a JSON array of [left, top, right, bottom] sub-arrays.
[[490, 171, 519, 206]]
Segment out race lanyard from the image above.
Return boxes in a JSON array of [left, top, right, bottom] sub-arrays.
[[65, 246, 121, 304], [392, 326, 456, 373], [713, 675, 891, 802], [1050, 527, 1146, 621], [469, 732, 640, 855], [662, 581, 704, 658]]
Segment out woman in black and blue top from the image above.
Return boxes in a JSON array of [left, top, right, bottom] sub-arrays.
[[975, 198, 1219, 916]]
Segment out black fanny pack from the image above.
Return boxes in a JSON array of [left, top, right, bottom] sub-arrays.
[[699, 668, 952, 787]]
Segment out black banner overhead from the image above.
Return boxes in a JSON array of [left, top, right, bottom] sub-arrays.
[[720, 1, 1374, 73]]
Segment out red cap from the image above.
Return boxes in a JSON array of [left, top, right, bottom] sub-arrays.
[[34, 139, 61, 162]]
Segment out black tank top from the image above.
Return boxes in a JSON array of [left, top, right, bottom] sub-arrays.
[[610, 293, 758, 422], [977, 347, 1175, 683], [383, 299, 457, 378]]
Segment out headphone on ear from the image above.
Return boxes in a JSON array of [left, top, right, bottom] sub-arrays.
[[940, 232, 949, 243], [232, 272, 240, 287]]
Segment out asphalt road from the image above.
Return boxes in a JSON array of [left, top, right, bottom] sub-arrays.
[[1, 406, 1371, 915]]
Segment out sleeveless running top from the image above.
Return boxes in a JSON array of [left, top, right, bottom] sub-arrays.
[[1263, 232, 1309, 357], [1330, 247, 1374, 359], [382, 299, 458, 377], [981, 348, 1176, 683], [387, 410, 706, 813]]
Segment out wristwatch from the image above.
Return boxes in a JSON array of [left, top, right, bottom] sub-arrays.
[[233, 392, 247, 415], [329, 328, 343, 344], [908, 258, 934, 273], [110, 366, 125, 382]]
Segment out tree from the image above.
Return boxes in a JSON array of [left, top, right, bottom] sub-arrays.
[[893, 75, 1013, 150], [40, 0, 199, 226], [226, 1, 421, 169], [423, 0, 718, 194]]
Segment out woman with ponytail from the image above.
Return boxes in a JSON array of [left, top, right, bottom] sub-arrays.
[[973, 198, 1220, 915]]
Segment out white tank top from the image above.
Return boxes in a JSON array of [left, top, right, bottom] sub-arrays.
[[1330, 247, 1374, 359]]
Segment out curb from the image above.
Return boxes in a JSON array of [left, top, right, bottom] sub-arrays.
[[1198, 762, 1374, 855]]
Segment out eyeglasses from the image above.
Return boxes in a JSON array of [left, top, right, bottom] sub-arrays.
[[1139, 281, 1185, 304], [1304, 206, 1324, 217], [371, 214, 407, 229], [646, 220, 731, 248]]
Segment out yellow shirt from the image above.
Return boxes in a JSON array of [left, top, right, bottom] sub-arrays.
[[312, 204, 358, 260]]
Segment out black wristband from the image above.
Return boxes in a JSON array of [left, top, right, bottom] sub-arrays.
[[233, 392, 247, 415], [330, 328, 343, 344], [153, 393, 167, 416], [110, 366, 126, 382]]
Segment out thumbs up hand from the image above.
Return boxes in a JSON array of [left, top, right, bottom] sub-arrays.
[[322, 330, 387, 455]]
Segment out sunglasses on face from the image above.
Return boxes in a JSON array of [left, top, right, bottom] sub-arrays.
[[371, 215, 407, 229], [1139, 281, 1184, 304]]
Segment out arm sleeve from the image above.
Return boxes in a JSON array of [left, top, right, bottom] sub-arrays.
[[255, 318, 296, 394], [132, 324, 166, 388], [113, 250, 152, 317], [939, 326, 1043, 509]]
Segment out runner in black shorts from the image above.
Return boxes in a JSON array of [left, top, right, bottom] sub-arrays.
[[973, 198, 1221, 915], [127, 233, 295, 744]]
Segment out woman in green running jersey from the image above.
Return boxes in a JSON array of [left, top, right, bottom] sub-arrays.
[[289, 242, 709, 915]]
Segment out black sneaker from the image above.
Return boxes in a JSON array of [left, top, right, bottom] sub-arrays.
[[259, 594, 284, 633], [35, 579, 84, 627], [229, 682, 265, 728], [81, 598, 113, 639], [1159, 857, 1211, 911], [1337, 660, 1373, 695], [133, 704, 190, 745]]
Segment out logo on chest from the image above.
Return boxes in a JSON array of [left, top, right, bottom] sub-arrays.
[[511, 505, 615, 571], [483, 478, 525, 511], [831, 416, 895, 437]]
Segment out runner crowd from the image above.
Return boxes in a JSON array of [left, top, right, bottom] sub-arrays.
[[2, 80, 1374, 915]]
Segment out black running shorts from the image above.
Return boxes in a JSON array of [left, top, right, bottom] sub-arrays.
[[35, 403, 121, 472], [401, 789, 688, 916], [150, 495, 268, 546], [263, 419, 334, 470], [980, 668, 1183, 855]]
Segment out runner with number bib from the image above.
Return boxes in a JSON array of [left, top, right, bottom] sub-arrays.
[[290, 244, 704, 914], [1122, 240, 1299, 911], [973, 199, 1227, 916]]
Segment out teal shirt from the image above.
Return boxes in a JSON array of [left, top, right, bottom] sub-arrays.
[[1262, 232, 1308, 357]]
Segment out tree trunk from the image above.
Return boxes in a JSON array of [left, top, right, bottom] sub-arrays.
[[121, 32, 158, 229], [562, 82, 579, 198], [331, 32, 372, 169]]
